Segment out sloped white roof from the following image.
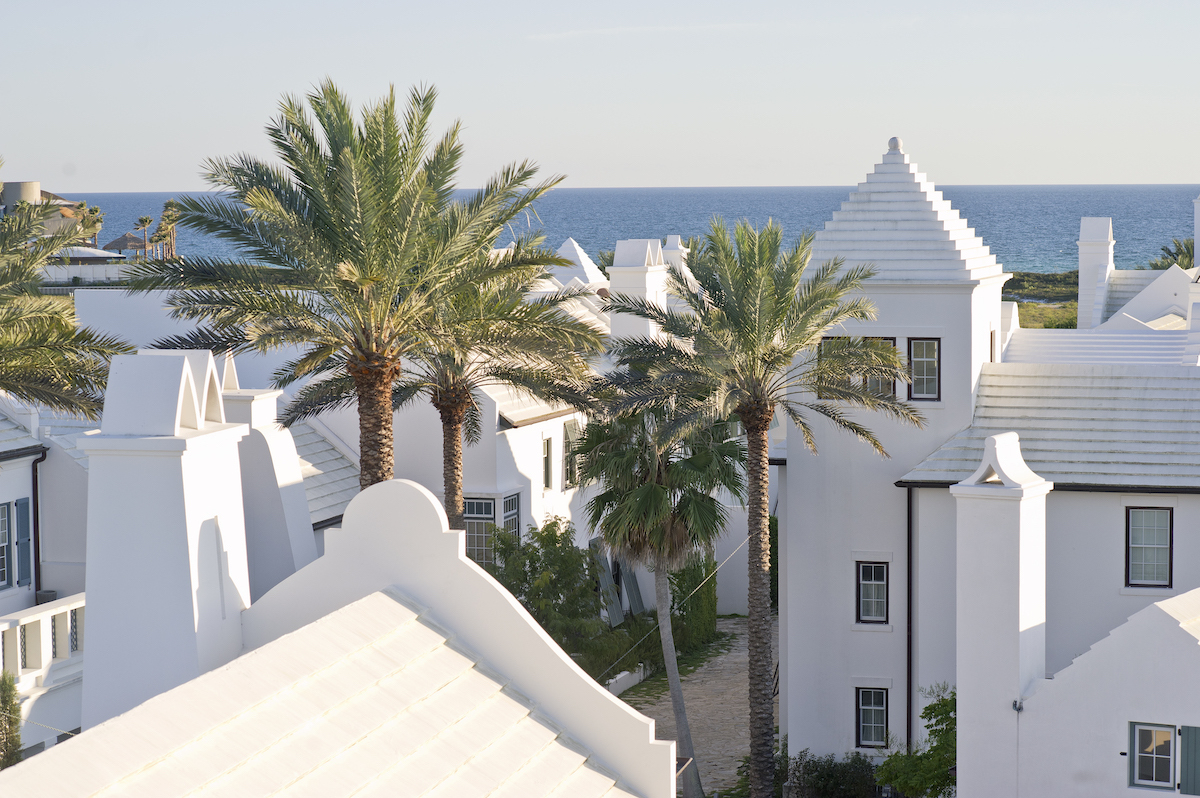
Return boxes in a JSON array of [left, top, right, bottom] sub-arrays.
[[292, 420, 359, 526], [0, 414, 41, 454], [901, 362, 1200, 488], [810, 138, 1003, 284], [54, 246, 126, 260], [1103, 270, 1163, 322], [555, 237, 609, 286], [0, 589, 640, 797], [1003, 328, 1191, 365]]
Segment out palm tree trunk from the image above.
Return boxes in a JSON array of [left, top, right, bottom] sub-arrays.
[[655, 563, 704, 798], [741, 407, 775, 798], [436, 399, 467, 530], [352, 365, 395, 489]]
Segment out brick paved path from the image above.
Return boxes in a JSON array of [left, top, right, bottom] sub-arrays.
[[624, 615, 779, 795]]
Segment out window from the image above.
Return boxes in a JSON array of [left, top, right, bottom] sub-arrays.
[[856, 688, 887, 748], [857, 562, 888, 623], [1127, 508, 1172, 587], [817, 337, 852, 399], [864, 338, 897, 397], [563, 420, 581, 486], [463, 498, 496, 565], [908, 338, 940, 400], [543, 438, 553, 490], [502, 493, 520, 537], [1131, 724, 1174, 788], [0, 503, 9, 588]]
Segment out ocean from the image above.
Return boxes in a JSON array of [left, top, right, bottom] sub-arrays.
[[60, 185, 1199, 274]]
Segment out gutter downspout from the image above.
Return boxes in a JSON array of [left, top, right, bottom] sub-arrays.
[[31, 448, 48, 593], [906, 486, 914, 754]]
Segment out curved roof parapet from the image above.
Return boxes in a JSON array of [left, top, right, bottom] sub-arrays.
[[810, 138, 1004, 284]]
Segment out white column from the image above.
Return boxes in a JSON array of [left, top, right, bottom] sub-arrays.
[[1076, 217, 1115, 329], [950, 432, 1052, 798], [223, 389, 318, 601]]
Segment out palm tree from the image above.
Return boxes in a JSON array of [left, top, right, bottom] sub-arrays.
[[0, 157, 131, 417], [281, 236, 605, 529], [577, 395, 744, 798], [605, 218, 923, 798], [127, 81, 563, 488], [1147, 237, 1194, 270], [151, 199, 181, 259], [135, 215, 153, 260]]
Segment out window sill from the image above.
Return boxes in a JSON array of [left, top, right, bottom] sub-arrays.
[[1120, 586, 1176, 597], [852, 624, 892, 632]]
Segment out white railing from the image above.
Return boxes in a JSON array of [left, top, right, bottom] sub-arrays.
[[0, 593, 85, 694]]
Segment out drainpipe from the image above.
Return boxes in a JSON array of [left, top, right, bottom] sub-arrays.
[[906, 486, 914, 754], [31, 448, 48, 592]]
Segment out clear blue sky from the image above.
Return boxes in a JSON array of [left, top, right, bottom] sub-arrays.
[[2, 0, 1197, 191]]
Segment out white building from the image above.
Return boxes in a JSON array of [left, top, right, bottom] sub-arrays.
[[0, 350, 675, 797], [780, 138, 1200, 794]]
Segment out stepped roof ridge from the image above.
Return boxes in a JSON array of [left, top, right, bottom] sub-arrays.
[[810, 137, 1005, 284]]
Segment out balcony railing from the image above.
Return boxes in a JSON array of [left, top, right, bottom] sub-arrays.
[[0, 593, 85, 695]]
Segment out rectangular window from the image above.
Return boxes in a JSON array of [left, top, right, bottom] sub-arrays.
[[1131, 724, 1174, 788], [856, 688, 887, 748], [864, 338, 897, 397], [857, 562, 888, 623], [1127, 508, 1172, 587], [908, 338, 941, 400], [502, 493, 520, 538], [463, 498, 496, 565], [563, 420, 581, 486], [543, 438, 553, 490], [817, 337, 852, 400], [0, 503, 9, 588]]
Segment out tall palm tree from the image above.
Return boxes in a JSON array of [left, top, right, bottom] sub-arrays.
[[606, 218, 923, 798], [281, 235, 605, 529], [127, 81, 562, 488], [576, 396, 745, 798], [1147, 237, 1194, 270], [135, 215, 153, 260], [0, 158, 131, 417]]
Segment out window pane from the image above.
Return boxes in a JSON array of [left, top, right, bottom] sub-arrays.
[[1139, 756, 1155, 781]]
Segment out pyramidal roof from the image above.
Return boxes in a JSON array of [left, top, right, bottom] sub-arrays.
[[810, 138, 1004, 284], [555, 237, 609, 286]]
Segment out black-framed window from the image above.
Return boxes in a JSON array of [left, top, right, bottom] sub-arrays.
[[542, 438, 553, 490], [856, 688, 888, 748], [908, 338, 940, 401], [1127, 508, 1172, 587], [1130, 723, 1174, 789], [502, 493, 520, 537], [463, 498, 496, 565], [0, 503, 10, 588], [856, 562, 888, 623], [864, 337, 897, 397], [563, 420, 581, 486]]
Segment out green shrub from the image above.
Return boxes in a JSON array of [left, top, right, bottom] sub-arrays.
[[728, 738, 879, 798], [669, 552, 718, 652], [875, 684, 956, 797], [1, 670, 21, 769]]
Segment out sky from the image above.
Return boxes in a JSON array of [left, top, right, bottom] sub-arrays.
[[2, 0, 1197, 192]]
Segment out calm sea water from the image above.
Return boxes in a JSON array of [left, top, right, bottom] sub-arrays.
[[61, 185, 1199, 274]]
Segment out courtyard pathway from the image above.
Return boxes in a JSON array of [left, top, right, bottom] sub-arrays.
[[624, 615, 779, 795]]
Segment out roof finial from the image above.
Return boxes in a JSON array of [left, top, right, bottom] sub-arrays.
[[888, 136, 903, 153]]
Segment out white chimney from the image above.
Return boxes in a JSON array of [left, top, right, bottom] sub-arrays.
[[79, 351, 251, 728], [1076, 217, 1115, 329], [607, 238, 669, 340], [950, 432, 1052, 798]]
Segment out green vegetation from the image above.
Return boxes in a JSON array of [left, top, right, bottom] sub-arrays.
[[875, 684, 956, 798], [606, 218, 922, 798], [0, 670, 20, 769], [0, 156, 131, 417], [1002, 270, 1077, 303], [1017, 301, 1077, 329], [618, 628, 734, 705], [726, 738, 879, 798], [1145, 237, 1193, 270], [128, 81, 563, 488]]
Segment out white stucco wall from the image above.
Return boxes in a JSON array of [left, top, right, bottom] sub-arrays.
[[35, 441, 89, 598]]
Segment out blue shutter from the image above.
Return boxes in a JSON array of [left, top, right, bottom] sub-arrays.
[[15, 497, 30, 587], [589, 538, 625, 627], [619, 556, 647, 615], [1182, 726, 1200, 795]]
